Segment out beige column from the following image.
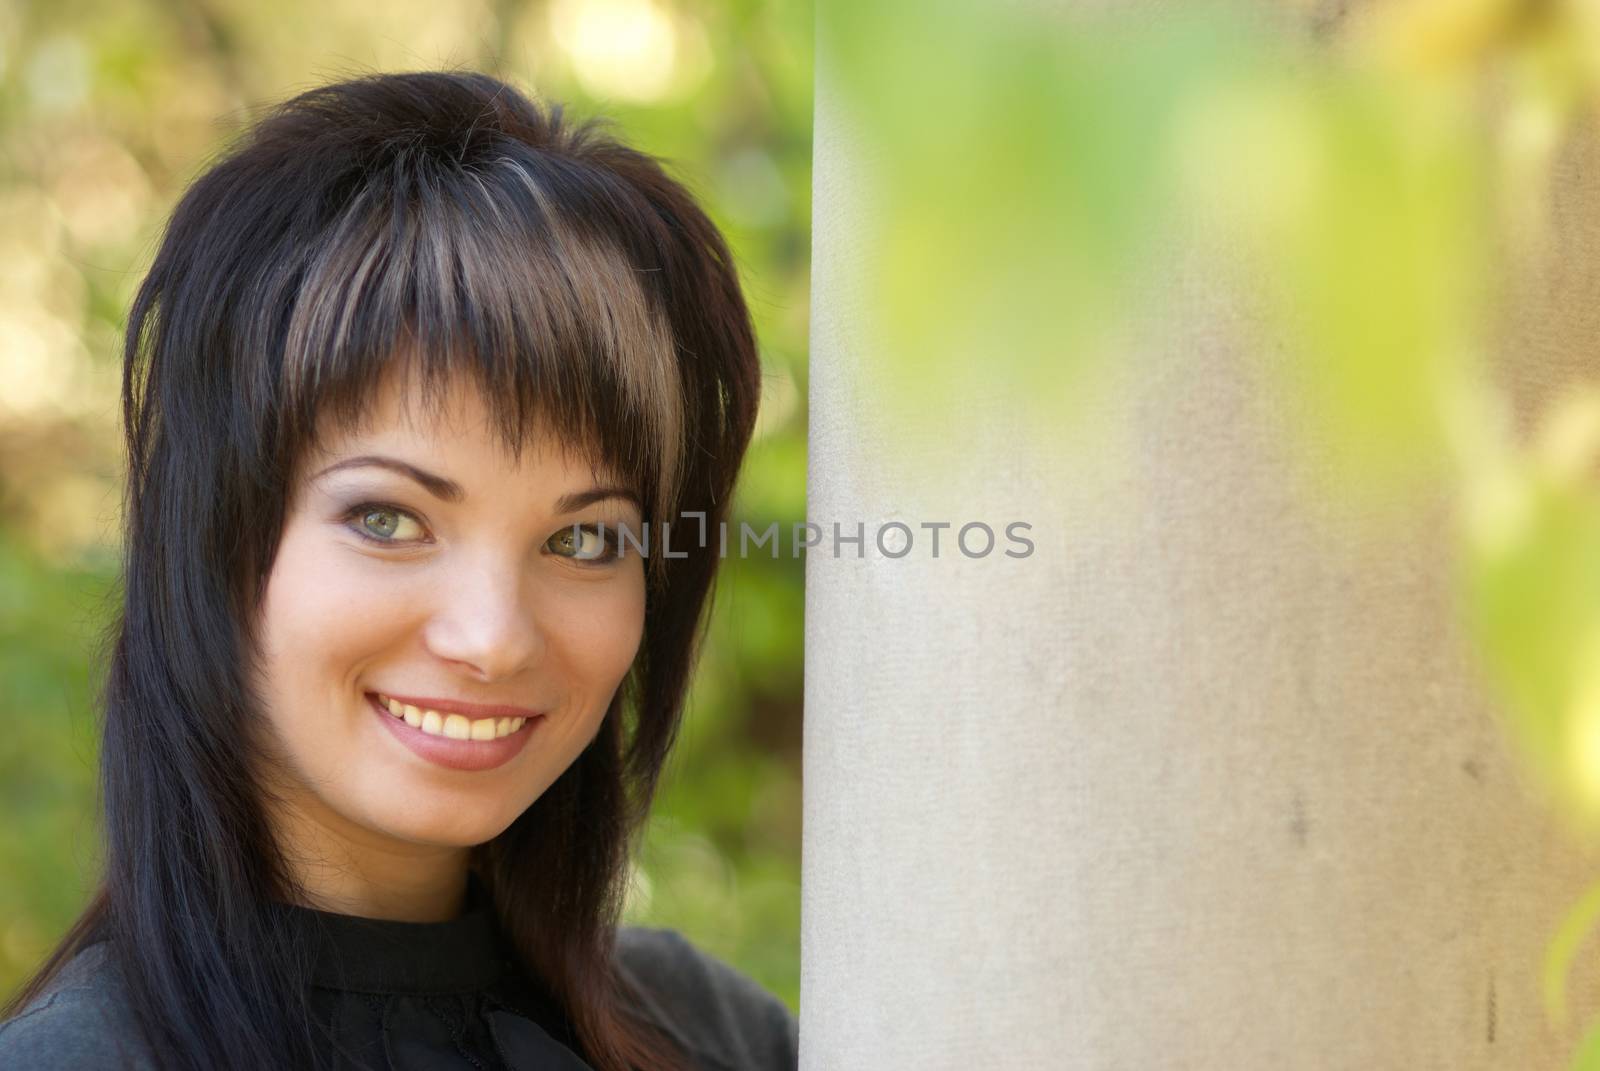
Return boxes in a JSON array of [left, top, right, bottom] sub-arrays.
[[801, 4, 1600, 1068]]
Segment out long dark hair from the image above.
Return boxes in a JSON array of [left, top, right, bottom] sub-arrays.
[[2, 70, 761, 1071]]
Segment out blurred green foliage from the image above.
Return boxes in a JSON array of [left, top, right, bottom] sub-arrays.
[[0, 0, 808, 1011], [820, 2, 1246, 447], [822, 0, 1488, 500]]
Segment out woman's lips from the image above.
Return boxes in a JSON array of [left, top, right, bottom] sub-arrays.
[[367, 692, 542, 772], [375, 691, 542, 721]]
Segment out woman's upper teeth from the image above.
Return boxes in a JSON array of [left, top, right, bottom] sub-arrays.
[[378, 695, 525, 741]]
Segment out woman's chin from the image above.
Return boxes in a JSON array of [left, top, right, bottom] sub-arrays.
[[353, 791, 525, 850]]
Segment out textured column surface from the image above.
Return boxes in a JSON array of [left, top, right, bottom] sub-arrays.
[[801, 5, 1600, 1069]]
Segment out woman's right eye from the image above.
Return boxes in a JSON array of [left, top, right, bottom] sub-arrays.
[[344, 504, 429, 545]]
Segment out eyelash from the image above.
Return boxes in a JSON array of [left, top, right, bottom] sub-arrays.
[[340, 502, 622, 565]]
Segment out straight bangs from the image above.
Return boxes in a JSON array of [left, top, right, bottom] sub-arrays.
[[275, 145, 686, 561]]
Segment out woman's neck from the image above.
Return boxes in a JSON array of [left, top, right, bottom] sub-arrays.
[[292, 843, 470, 922], [268, 785, 472, 922]]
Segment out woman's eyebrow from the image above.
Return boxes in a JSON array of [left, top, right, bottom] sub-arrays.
[[554, 487, 643, 514], [313, 456, 464, 502], [312, 455, 641, 513]]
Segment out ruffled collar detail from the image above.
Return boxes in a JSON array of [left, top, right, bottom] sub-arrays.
[[279, 873, 508, 995]]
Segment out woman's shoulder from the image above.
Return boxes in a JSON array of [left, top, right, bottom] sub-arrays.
[[0, 941, 157, 1070], [614, 925, 798, 1071]]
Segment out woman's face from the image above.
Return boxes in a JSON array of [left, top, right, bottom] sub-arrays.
[[253, 365, 646, 855]]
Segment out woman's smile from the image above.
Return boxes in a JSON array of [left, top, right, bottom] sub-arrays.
[[371, 690, 542, 738], [366, 691, 544, 773]]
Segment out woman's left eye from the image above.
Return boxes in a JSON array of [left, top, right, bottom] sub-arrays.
[[345, 504, 429, 544], [547, 523, 617, 563]]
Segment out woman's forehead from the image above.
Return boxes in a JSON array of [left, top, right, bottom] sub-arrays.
[[303, 365, 619, 483]]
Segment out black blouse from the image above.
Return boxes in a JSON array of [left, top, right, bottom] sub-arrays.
[[288, 878, 596, 1069], [0, 880, 800, 1071]]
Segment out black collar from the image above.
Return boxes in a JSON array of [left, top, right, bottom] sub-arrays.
[[279, 872, 508, 995]]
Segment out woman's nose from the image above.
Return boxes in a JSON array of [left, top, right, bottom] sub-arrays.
[[420, 559, 546, 682]]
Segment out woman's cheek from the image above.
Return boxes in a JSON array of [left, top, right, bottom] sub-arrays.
[[262, 527, 414, 708], [273, 537, 366, 645], [547, 573, 645, 703]]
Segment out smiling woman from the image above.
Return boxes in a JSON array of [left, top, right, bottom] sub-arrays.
[[0, 72, 791, 1071], [257, 369, 653, 896]]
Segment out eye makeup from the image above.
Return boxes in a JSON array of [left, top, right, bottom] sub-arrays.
[[334, 497, 632, 567]]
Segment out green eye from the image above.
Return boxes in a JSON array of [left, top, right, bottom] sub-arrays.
[[362, 508, 400, 539], [348, 505, 427, 544], [549, 524, 614, 562]]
